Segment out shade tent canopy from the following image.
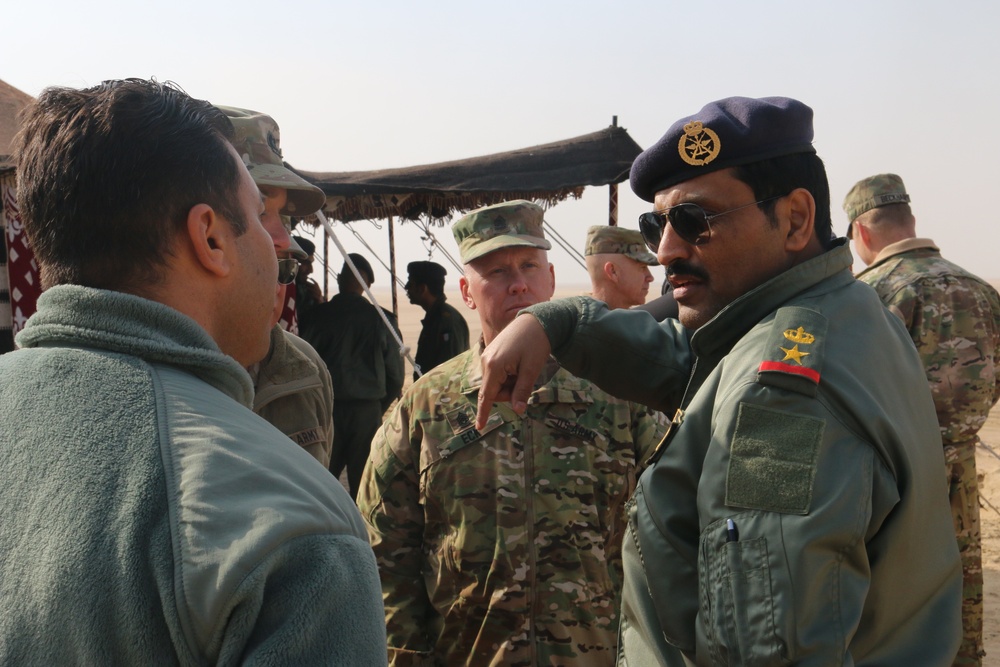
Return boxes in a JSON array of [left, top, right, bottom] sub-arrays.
[[296, 123, 643, 224]]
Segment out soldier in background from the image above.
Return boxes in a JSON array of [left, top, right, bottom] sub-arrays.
[[292, 234, 325, 328], [358, 200, 667, 665], [584, 225, 657, 309], [405, 260, 469, 379], [219, 107, 334, 468], [302, 252, 404, 499], [846, 173, 1000, 666]]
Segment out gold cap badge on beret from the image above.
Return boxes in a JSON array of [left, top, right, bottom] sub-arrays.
[[678, 121, 721, 166]]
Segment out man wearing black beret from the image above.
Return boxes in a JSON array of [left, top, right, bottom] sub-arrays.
[[405, 260, 470, 380], [475, 97, 961, 665]]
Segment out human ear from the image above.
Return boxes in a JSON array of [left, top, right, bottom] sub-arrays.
[[782, 188, 816, 253], [459, 275, 477, 310], [185, 203, 232, 278], [604, 261, 618, 283]]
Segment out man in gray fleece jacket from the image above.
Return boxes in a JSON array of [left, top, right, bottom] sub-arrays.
[[0, 78, 386, 665]]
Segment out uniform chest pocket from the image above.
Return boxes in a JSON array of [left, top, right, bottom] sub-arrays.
[[417, 407, 506, 504]]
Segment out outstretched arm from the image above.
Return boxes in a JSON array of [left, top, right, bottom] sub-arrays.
[[476, 314, 551, 429], [477, 297, 693, 429]]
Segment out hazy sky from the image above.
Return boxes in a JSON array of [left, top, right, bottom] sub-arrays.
[[4, 0, 997, 291]]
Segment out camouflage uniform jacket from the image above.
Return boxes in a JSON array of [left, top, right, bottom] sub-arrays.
[[250, 325, 334, 468], [528, 241, 962, 666], [856, 238, 1000, 448], [358, 343, 667, 666]]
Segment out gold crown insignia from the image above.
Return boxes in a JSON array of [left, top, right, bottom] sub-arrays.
[[782, 326, 815, 345], [682, 121, 704, 136], [677, 120, 721, 166]]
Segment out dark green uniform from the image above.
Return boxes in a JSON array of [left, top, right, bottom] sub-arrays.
[[301, 292, 404, 498], [528, 241, 962, 666], [414, 296, 469, 380]]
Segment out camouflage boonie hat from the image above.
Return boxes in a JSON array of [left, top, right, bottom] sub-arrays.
[[217, 106, 326, 216], [584, 226, 658, 265], [842, 173, 910, 232], [452, 200, 552, 264]]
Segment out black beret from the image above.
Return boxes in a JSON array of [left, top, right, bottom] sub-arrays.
[[630, 96, 816, 202], [407, 261, 447, 284], [343, 253, 374, 285]]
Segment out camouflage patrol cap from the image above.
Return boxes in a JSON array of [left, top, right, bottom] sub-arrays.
[[842, 173, 911, 232], [217, 106, 326, 216], [630, 96, 816, 202], [584, 226, 658, 265], [452, 200, 552, 264]]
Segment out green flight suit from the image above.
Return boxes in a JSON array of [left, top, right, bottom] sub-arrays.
[[527, 241, 962, 666]]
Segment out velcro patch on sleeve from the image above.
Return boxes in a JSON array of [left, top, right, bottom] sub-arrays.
[[756, 306, 828, 397], [725, 402, 824, 514]]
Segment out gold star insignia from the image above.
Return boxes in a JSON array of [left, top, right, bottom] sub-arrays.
[[780, 344, 810, 365]]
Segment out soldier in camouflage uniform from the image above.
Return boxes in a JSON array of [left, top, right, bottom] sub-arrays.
[[846, 173, 1000, 666], [357, 200, 668, 666], [218, 107, 334, 467], [584, 225, 658, 309]]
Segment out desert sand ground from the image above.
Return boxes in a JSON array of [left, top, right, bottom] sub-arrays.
[[366, 283, 1000, 664]]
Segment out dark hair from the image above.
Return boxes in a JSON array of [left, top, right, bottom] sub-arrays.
[[731, 152, 834, 249], [413, 275, 446, 298], [14, 78, 245, 290], [337, 253, 374, 292]]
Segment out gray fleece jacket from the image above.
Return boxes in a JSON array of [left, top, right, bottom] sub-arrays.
[[0, 286, 386, 665]]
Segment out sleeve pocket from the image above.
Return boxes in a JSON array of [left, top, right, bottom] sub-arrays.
[[699, 526, 785, 666]]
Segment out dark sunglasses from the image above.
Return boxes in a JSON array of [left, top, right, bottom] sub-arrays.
[[638, 195, 786, 251], [277, 258, 300, 285]]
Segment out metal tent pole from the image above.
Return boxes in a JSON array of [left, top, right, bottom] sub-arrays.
[[609, 115, 619, 227], [388, 214, 398, 318]]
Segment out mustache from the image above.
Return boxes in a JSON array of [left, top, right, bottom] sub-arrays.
[[666, 261, 709, 282]]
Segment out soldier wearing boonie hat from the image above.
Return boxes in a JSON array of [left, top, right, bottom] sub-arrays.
[[475, 96, 963, 665], [848, 171, 1000, 666], [452, 200, 551, 264], [218, 106, 326, 216], [216, 105, 334, 472], [357, 198, 667, 665], [584, 225, 656, 310]]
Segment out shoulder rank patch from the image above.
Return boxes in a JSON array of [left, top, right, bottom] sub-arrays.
[[757, 307, 828, 397]]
